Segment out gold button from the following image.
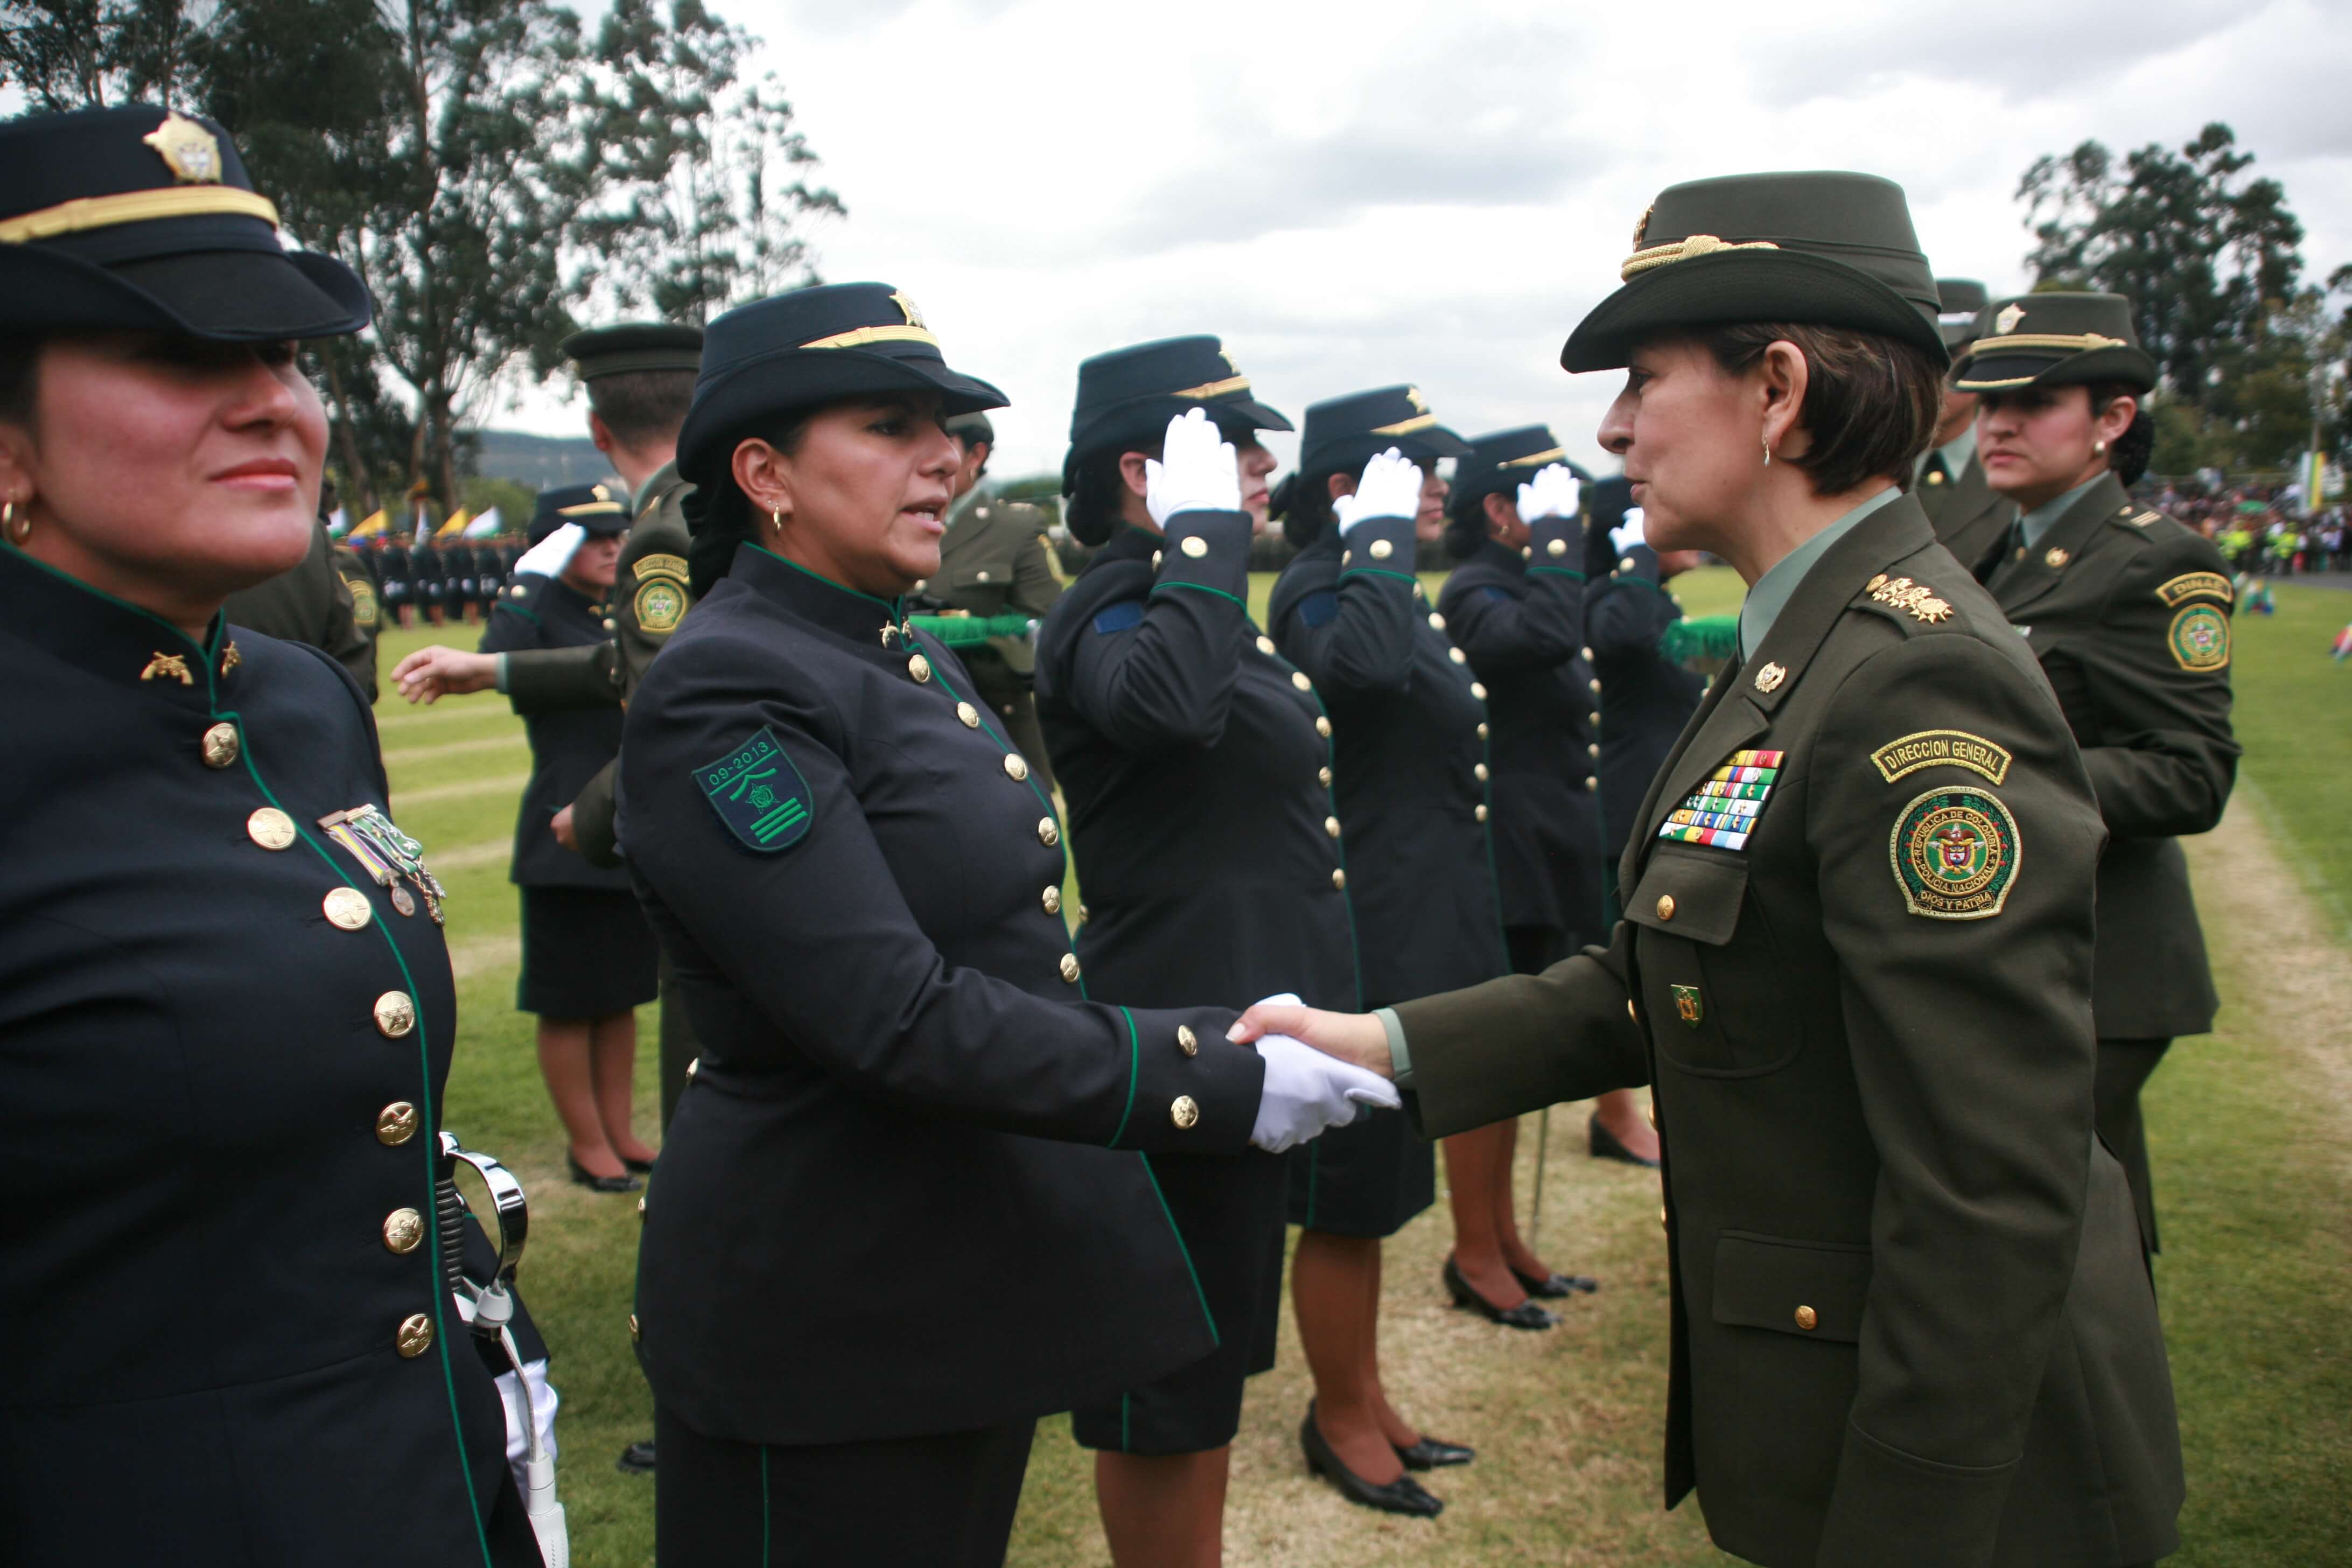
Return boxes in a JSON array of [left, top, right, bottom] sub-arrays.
[[908, 653, 933, 683], [1794, 1305, 1818, 1332], [1331, 869, 1347, 891], [1003, 753, 1030, 782], [1475, 804, 1488, 822], [1546, 537, 1567, 557], [1448, 647, 1467, 664], [1580, 646, 1594, 661], [373, 991, 416, 1038], [323, 886, 373, 931], [1153, 550, 1163, 569], [1171, 1095, 1200, 1129], [1059, 953, 1081, 984], [1521, 545, 1533, 559], [629, 1313, 642, 1342], [200, 722, 239, 768], [1369, 537, 1394, 560], [246, 807, 297, 850], [1585, 776, 1598, 792], [1647, 1101, 1658, 1129], [1588, 678, 1601, 695], [1656, 894, 1676, 921], [1324, 816, 1341, 838], [1037, 816, 1060, 848], [1317, 766, 1332, 788], [1476, 722, 1488, 739], [1291, 671, 1312, 692], [1469, 682, 1487, 700], [1627, 999, 1637, 1021], [1042, 885, 1061, 915], [603, 617, 618, 632], [1342, 551, 1353, 564], [1256, 635, 1276, 655], [1427, 612, 1445, 631], [1660, 1206, 1669, 1230], [1177, 1025, 1198, 1058], [511, 584, 527, 599], [1588, 710, 1601, 726], [1180, 534, 1208, 558], [1588, 743, 1600, 758], [1314, 716, 1332, 738], [396, 1314, 434, 1357], [383, 1207, 424, 1254], [637, 1195, 646, 1217], [954, 702, 979, 729], [1474, 763, 1489, 781], [376, 1102, 418, 1145], [685, 1056, 699, 1082], [976, 569, 990, 582], [1078, 903, 1090, 924], [1926, 470, 1945, 486]]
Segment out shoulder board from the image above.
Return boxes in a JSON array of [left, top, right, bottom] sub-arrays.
[[634, 552, 689, 584], [2154, 571, 2232, 607], [2131, 509, 2162, 527], [1859, 571, 1957, 627], [1093, 600, 1145, 635]]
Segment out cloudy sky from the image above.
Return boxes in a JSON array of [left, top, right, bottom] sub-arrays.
[[515, 0, 2352, 481]]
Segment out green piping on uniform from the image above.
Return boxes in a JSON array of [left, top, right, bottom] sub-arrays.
[[1138, 1153, 1218, 1346], [1108, 1009, 1141, 1148], [1527, 566, 1587, 582], [1149, 580, 1247, 610], [1338, 568, 1418, 586], [744, 542, 904, 618]]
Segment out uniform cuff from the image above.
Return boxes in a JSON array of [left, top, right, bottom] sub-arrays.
[[1339, 514, 1417, 581], [1150, 510, 1254, 607], [1528, 514, 1585, 577], [1376, 1007, 1413, 1087], [493, 653, 509, 694]]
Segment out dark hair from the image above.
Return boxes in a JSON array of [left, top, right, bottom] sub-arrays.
[[1441, 481, 1502, 560], [587, 369, 696, 447], [1064, 434, 1163, 545], [0, 336, 39, 428], [685, 413, 814, 599], [1694, 322, 1943, 496], [2089, 382, 2155, 487], [1274, 469, 1337, 550]]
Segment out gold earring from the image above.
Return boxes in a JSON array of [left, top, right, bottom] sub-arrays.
[[1761, 432, 1773, 467], [2093, 440, 2107, 456], [2, 500, 26, 545]]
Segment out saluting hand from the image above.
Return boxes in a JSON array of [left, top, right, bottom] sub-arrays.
[[1333, 447, 1423, 534], [512, 521, 586, 578], [1609, 506, 1649, 556], [1143, 409, 1241, 525], [1230, 994, 1399, 1153], [1517, 463, 1581, 523], [391, 645, 499, 704]]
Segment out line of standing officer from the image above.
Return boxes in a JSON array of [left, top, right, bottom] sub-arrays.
[[1918, 277, 2018, 568]]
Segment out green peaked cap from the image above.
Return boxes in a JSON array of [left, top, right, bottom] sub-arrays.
[[1562, 171, 1945, 373], [1951, 291, 2157, 395]]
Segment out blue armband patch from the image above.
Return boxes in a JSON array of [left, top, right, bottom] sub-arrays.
[[1093, 600, 1145, 634], [697, 727, 813, 852], [1298, 589, 1338, 628], [1482, 586, 1510, 603]]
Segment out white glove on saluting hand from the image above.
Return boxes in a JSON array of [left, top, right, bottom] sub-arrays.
[[1145, 409, 1241, 527], [1516, 463, 1581, 523], [513, 521, 586, 579], [1609, 507, 1649, 557], [1332, 447, 1423, 535], [1246, 993, 1403, 1153]]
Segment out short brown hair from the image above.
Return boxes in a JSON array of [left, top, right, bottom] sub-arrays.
[[587, 368, 695, 446], [1696, 323, 1942, 496]]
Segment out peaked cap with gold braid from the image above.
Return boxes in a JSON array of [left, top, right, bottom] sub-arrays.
[[1950, 291, 2157, 395], [1560, 172, 1945, 373], [0, 105, 369, 341]]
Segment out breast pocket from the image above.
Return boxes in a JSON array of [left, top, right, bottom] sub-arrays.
[[947, 563, 1010, 614], [1626, 846, 1795, 1076]]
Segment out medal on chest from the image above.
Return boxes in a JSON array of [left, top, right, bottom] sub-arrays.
[[1656, 749, 1784, 853], [320, 804, 448, 922]]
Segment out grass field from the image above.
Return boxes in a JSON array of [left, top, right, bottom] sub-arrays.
[[376, 567, 2349, 1567]]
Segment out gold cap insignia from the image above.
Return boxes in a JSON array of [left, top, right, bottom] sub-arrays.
[[1630, 200, 1655, 251], [591, 483, 610, 501], [888, 290, 927, 330], [1404, 386, 1429, 414], [141, 113, 223, 185], [1753, 662, 1787, 693], [1994, 302, 2027, 335]]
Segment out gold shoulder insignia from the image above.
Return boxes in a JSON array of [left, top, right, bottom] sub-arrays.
[[1867, 575, 1954, 624], [2131, 510, 2161, 527], [2155, 571, 2231, 607], [634, 552, 689, 584], [1871, 730, 2013, 787]]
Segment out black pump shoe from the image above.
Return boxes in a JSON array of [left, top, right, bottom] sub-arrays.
[[1588, 1113, 1661, 1169], [619, 1153, 656, 1174], [1443, 1256, 1556, 1330], [1394, 1435, 1475, 1471], [568, 1151, 643, 1193], [1512, 1263, 1600, 1297], [1300, 1405, 1444, 1517], [615, 1440, 656, 1474]]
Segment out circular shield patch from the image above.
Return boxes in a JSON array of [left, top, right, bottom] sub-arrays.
[[2167, 603, 2230, 671], [633, 576, 687, 635], [1889, 787, 2021, 920], [345, 575, 379, 629]]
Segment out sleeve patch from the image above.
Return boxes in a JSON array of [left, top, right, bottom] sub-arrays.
[[633, 576, 688, 634], [1093, 600, 1145, 635], [1482, 585, 1511, 603], [634, 552, 689, 584], [1298, 589, 1339, 628], [697, 726, 814, 852], [2154, 571, 2232, 607], [2167, 604, 2231, 671], [1890, 787, 2019, 919], [1869, 730, 2012, 786]]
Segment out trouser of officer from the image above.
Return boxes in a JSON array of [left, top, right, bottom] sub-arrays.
[[2096, 1038, 2171, 1256], [654, 1406, 1033, 1567], [965, 652, 1055, 795]]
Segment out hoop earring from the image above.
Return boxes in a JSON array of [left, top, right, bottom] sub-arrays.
[[2, 501, 26, 545]]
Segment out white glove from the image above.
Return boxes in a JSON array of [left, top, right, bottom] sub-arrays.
[[1332, 447, 1423, 535], [1246, 992, 1402, 1153], [1610, 507, 1648, 556], [514, 521, 585, 579], [1144, 409, 1241, 526], [495, 1356, 561, 1480], [1516, 463, 1581, 523]]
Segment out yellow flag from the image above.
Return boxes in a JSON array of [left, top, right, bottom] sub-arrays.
[[435, 506, 472, 538], [349, 509, 388, 538]]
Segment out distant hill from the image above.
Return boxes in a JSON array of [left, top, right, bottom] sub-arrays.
[[473, 429, 613, 489]]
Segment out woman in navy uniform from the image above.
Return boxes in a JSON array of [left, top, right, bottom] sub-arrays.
[[1239, 171, 2182, 1568], [1033, 338, 1363, 1564], [1959, 292, 2239, 1252], [0, 105, 543, 1566], [480, 484, 661, 1191], [1262, 386, 1490, 1515], [1431, 430, 1614, 1327], [618, 285, 1389, 1567]]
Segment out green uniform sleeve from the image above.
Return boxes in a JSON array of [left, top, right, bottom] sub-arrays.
[[570, 757, 621, 869], [2072, 546, 2238, 840], [1007, 528, 1065, 621], [613, 503, 694, 699], [502, 642, 621, 713]]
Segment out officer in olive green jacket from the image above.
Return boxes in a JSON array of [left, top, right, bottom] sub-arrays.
[[222, 514, 376, 699], [1916, 278, 2016, 569], [916, 411, 1064, 787], [1236, 173, 2181, 1568], [1959, 291, 2239, 1254]]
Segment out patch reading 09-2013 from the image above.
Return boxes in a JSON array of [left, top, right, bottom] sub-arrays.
[[1889, 787, 2020, 920], [699, 727, 813, 852]]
